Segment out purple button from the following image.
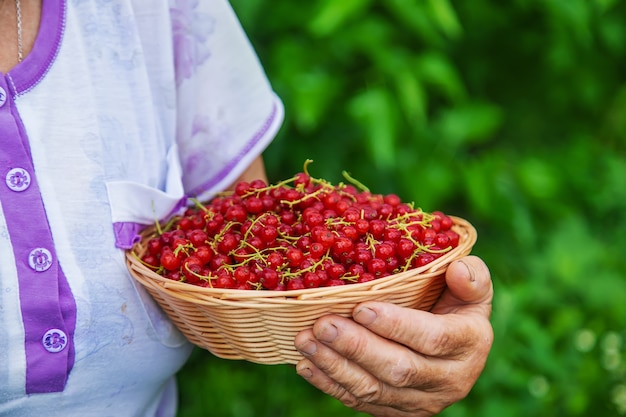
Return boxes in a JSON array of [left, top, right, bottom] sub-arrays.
[[28, 247, 53, 272], [6, 167, 31, 192], [42, 329, 68, 353]]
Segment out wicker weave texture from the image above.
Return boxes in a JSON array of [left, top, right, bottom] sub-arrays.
[[126, 216, 477, 365]]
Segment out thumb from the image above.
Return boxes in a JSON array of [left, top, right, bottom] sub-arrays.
[[432, 255, 493, 315]]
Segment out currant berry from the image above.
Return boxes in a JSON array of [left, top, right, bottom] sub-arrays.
[[294, 172, 310, 187], [141, 254, 159, 268], [309, 242, 326, 259], [374, 243, 395, 261], [279, 210, 297, 226], [444, 230, 460, 247], [188, 229, 208, 247], [326, 262, 346, 280], [396, 238, 417, 259], [259, 225, 278, 244], [413, 253, 436, 268], [357, 272, 376, 283], [340, 225, 359, 242], [287, 277, 306, 291], [286, 247, 304, 267], [354, 218, 370, 235], [194, 245, 214, 264], [217, 233, 238, 254], [214, 273, 236, 289], [434, 233, 451, 248], [266, 252, 285, 269], [233, 266, 252, 285], [234, 181, 251, 196], [332, 237, 354, 259], [354, 250, 372, 266], [260, 268, 281, 290], [147, 237, 163, 256], [383, 193, 402, 207], [160, 250, 182, 271], [182, 256, 203, 283], [249, 179, 268, 190], [303, 272, 322, 288], [334, 199, 350, 215], [243, 196, 264, 214], [368, 219, 387, 239], [367, 258, 387, 277], [225, 205, 247, 223]]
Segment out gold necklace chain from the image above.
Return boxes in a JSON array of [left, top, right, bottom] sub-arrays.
[[16, 0, 22, 62]]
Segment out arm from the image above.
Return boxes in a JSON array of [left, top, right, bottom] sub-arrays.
[[294, 255, 494, 417], [225, 156, 268, 191]]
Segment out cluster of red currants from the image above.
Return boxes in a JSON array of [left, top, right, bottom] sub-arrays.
[[139, 165, 460, 291]]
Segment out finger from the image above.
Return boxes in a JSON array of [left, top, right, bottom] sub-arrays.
[[433, 255, 493, 315], [295, 315, 464, 391], [353, 301, 492, 359], [294, 330, 451, 416], [296, 357, 446, 417]]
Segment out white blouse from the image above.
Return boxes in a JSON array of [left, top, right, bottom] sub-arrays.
[[0, 0, 283, 415]]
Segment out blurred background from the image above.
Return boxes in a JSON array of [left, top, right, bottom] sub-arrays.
[[177, 0, 626, 415]]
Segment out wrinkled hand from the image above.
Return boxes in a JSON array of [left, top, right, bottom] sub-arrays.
[[293, 255, 493, 417]]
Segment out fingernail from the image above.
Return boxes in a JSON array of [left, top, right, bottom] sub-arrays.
[[354, 307, 377, 325], [317, 323, 338, 343], [296, 366, 313, 379], [296, 340, 317, 356], [459, 259, 476, 282]]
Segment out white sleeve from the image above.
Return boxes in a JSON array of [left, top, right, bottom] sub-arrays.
[[170, 0, 284, 200]]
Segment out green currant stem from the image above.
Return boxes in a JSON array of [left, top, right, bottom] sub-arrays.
[[189, 197, 214, 215], [173, 243, 190, 257], [302, 159, 314, 176], [132, 251, 161, 272], [183, 264, 214, 282], [280, 185, 327, 207], [341, 274, 360, 283], [341, 170, 370, 193], [150, 200, 165, 236]]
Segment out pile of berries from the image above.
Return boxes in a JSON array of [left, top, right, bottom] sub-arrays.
[[139, 162, 460, 291]]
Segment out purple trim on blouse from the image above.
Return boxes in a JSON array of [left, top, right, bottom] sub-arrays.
[[113, 222, 142, 250], [1, 0, 76, 394], [7, 0, 65, 96], [187, 102, 279, 197], [112, 195, 188, 249]]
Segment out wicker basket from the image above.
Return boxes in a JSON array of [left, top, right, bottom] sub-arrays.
[[126, 216, 477, 365]]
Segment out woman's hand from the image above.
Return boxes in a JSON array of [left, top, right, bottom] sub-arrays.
[[294, 255, 493, 417]]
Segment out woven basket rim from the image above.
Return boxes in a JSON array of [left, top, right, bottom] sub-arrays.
[[126, 215, 477, 302]]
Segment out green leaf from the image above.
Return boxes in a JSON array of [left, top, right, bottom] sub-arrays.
[[393, 66, 428, 125], [427, 0, 463, 39], [308, 0, 373, 36], [435, 102, 503, 147], [516, 157, 562, 201], [594, 0, 619, 13], [290, 70, 340, 132], [347, 87, 398, 169], [416, 52, 466, 103], [383, 0, 444, 46]]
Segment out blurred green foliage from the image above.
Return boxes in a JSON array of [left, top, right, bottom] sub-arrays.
[[177, 0, 626, 416]]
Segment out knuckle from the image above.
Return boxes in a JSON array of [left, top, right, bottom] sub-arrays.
[[338, 332, 372, 362], [426, 328, 456, 356], [340, 396, 370, 413], [387, 359, 419, 388], [350, 379, 384, 404], [319, 355, 349, 377], [331, 385, 369, 411]]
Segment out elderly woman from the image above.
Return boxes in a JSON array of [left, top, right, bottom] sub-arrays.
[[0, 0, 493, 415]]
